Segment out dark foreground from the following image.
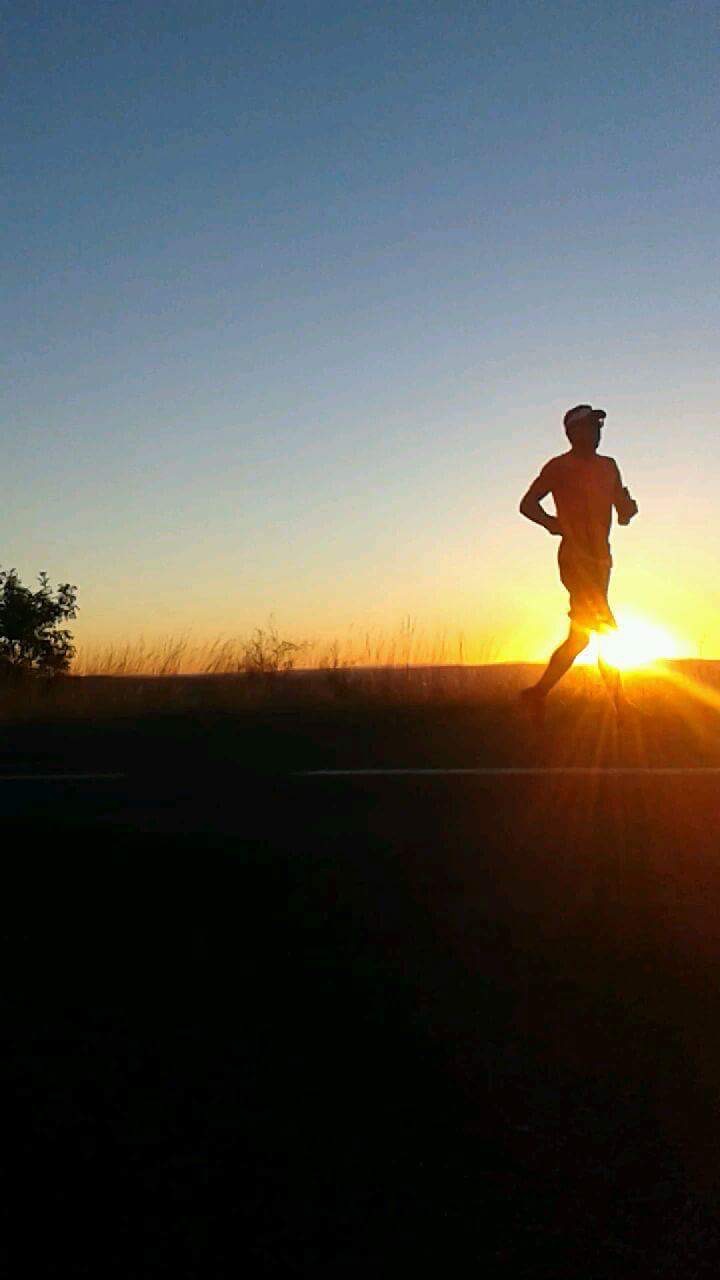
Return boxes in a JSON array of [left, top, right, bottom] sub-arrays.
[[4, 702, 720, 1274]]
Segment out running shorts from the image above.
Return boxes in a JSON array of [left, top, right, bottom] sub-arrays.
[[557, 543, 617, 633]]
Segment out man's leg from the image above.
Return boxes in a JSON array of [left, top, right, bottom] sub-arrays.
[[520, 624, 589, 726], [532, 624, 590, 696], [597, 656, 636, 718]]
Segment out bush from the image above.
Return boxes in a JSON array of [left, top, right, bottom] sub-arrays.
[[241, 625, 306, 678], [0, 567, 78, 681]]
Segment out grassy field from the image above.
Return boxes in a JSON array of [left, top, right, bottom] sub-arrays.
[[2, 658, 720, 775]]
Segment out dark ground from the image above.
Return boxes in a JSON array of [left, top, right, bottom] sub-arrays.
[[4, 694, 720, 1274]]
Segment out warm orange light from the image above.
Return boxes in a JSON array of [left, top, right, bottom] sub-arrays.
[[585, 611, 685, 670]]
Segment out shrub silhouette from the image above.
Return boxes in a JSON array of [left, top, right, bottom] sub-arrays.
[[0, 567, 78, 681], [241, 624, 305, 677]]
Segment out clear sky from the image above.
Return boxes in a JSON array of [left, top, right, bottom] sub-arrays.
[[3, 0, 718, 663]]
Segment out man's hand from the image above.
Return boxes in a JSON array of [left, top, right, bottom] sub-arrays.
[[616, 487, 638, 526], [544, 515, 563, 536]]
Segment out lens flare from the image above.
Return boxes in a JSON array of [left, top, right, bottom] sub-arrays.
[[587, 612, 684, 670]]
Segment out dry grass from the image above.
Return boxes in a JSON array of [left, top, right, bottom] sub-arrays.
[[71, 618, 505, 678], [53, 620, 523, 720], [1, 619, 538, 720], [0, 618, 716, 725]]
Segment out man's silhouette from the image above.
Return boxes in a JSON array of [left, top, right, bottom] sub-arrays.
[[519, 404, 638, 723]]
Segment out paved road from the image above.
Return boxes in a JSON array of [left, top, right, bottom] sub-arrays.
[[4, 763, 720, 891], [6, 762, 720, 1273], [6, 765, 714, 953]]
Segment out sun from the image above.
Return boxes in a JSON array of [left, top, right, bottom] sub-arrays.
[[584, 612, 684, 671]]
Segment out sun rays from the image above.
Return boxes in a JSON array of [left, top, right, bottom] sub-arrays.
[[583, 612, 688, 672]]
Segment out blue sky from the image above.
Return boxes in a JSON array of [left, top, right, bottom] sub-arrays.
[[3, 0, 718, 660]]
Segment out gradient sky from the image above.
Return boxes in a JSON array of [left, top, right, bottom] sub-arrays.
[[3, 0, 718, 663]]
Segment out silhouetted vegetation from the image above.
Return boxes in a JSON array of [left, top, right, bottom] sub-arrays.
[[241, 623, 308, 679], [0, 567, 77, 682]]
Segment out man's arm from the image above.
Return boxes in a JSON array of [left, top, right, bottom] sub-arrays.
[[519, 469, 562, 535], [612, 462, 638, 526]]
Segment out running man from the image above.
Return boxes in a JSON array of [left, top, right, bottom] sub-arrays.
[[519, 404, 638, 722]]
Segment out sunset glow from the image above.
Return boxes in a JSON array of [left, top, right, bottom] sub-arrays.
[[586, 613, 686, 671]]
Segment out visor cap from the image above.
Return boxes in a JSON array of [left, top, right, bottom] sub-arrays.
[[564, 404, 606, 429]]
